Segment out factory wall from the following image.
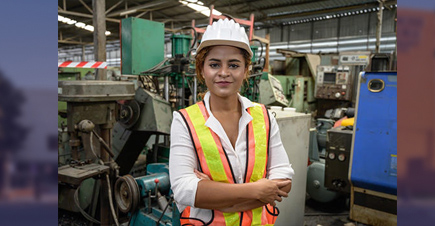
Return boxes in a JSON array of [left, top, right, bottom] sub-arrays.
[[58, 9, 396, 66]]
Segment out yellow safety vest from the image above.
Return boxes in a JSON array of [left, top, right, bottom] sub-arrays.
[[177, 101, 278, 226]]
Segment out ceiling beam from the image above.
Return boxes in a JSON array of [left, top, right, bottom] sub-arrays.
[[58, 9, 120, 23], [106, 0, 124, 14], [259, 0, 396, 22], [135, 11, 149, 18], [107, 0, 170, 17], [79, 0, 93, 14], [237, 0, 319, 14], [148, 1, 185, 12], [58, 40, 92, 45], [217, 0, 263, 9]]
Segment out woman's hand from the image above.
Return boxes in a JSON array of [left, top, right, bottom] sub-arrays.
[[194, 169, 211, 180], [253, 178, 291, 206]]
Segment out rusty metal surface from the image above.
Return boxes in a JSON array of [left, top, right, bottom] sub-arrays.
[[58, 80, 135, 102], [66, 102, 117, 131], [58, 164, 109, 186]]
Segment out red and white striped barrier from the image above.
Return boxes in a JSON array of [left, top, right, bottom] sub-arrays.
[[58, 61, 107, 69]]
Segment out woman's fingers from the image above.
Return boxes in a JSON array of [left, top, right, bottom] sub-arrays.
[[277, 189, 288, 197], [275, 180, 292, 188], [194, 169, 211, 180]]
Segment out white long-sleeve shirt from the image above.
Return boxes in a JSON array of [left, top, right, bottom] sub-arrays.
[[169, 92, 294, 222]]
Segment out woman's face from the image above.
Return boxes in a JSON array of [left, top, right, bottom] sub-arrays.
[[202, 45, 247, 99]]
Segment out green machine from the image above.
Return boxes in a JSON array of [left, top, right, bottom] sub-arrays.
[[272, 50, 320, 113], [121, 18, 165, 74], [240, 44, 264, 102], [258, 73, 289, 107], [273, 75, 315, 112]]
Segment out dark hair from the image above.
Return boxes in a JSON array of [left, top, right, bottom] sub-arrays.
[[195, 46, 251, 84]]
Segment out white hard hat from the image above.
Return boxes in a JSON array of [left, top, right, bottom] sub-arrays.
[[196, 18, 253, 57]]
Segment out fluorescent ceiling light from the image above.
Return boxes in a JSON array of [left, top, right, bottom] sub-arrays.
[[59, 14, 111, 36], [179, 0, 221, 17], [75, 22, 86, 28]]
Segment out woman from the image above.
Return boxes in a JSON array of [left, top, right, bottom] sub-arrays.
[[169, 18, 294, 225]]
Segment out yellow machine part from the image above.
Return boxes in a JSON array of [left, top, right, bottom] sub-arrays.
[[341, 118, 355, 126]]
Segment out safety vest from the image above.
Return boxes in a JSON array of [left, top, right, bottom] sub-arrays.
[[177, 101, 279, 226]]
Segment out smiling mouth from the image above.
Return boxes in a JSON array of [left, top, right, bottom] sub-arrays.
[[215, 81, 232, 86], [216, 81, 231, 84]]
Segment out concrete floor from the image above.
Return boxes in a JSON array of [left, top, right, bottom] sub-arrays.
[[303, 196, 367, 226], [59, 196, 371, 226]]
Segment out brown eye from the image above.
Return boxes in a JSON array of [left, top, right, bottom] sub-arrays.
[[209, 63, 219, 68]]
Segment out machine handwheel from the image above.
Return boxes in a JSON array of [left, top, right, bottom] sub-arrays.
[[114, 174, 140, 213], [119, 100, 141, 129]]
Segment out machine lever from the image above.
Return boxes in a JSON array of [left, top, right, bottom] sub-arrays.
[[92, 130, 115, 158]]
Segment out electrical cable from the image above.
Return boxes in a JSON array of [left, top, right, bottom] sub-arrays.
[[106, 174, 120, 226], [250, 39, 264, 64], [74, 183, 101, 224], [175, 26, 197, 49], [140, 58, 169, 74], [89, 133, 120, 226], [156, 196, 173, 226]]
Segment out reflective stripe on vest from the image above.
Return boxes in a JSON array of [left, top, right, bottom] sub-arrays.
[[178, 101, 277, 225]]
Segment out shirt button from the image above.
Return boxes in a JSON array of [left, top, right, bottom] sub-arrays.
[[238, 177, 242, 181]]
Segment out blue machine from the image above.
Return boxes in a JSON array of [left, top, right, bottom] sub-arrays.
[[350, 71, 397, 195], [115, 163, 181, 226], [349, 71, 397, 226]]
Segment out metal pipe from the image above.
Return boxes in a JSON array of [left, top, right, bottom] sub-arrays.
[[164, 76, 169, 101], [69, 132, 79, 160], [193, 77, 197, 104], [99, 127, 112, 225], [153, 135, 160, 163], [376, 0, 384, 53], [93, 0, 107, 80], [182, 73, 186, 108]]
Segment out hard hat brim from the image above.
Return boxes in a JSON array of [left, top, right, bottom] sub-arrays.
[[196, 39, 253, 58]]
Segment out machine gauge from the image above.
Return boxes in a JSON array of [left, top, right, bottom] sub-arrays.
[[328, 152, 336, 160], [338, 154, 346, 161]]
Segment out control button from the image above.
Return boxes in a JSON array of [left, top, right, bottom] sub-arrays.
[[335, 92, 341, 98], [328, 152, 336, 160], [341, 92, 346, 95], [338, 154, 346, 161]]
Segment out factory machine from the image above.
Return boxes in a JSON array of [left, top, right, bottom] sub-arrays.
[[315, 65, 351, 101], [349, 71, 397, 226], [314, 51, 370, 116], [306, 52, 372, 203], [273, 50, 319, 113], [58, 18, 189, 225]]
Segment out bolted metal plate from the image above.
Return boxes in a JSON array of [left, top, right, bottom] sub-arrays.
[[58, 80, 135, 102], [58, 163, 110, 186]]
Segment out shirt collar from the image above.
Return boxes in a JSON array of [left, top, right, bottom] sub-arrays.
[[203, 91, 254, 127]]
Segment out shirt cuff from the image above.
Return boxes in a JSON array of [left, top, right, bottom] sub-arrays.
[[268, 163, 295, 180], [172, 176, 201, 210]]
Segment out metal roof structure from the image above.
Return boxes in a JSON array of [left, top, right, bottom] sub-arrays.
[[58, 0, 396, 47]]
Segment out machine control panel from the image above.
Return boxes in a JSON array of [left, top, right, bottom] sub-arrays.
[[325, 126, 353, 193], [340, 54, 370, 65], [315, 65, 352, 101]]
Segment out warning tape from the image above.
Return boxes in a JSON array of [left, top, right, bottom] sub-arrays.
[[58, 61, 107, 69]]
